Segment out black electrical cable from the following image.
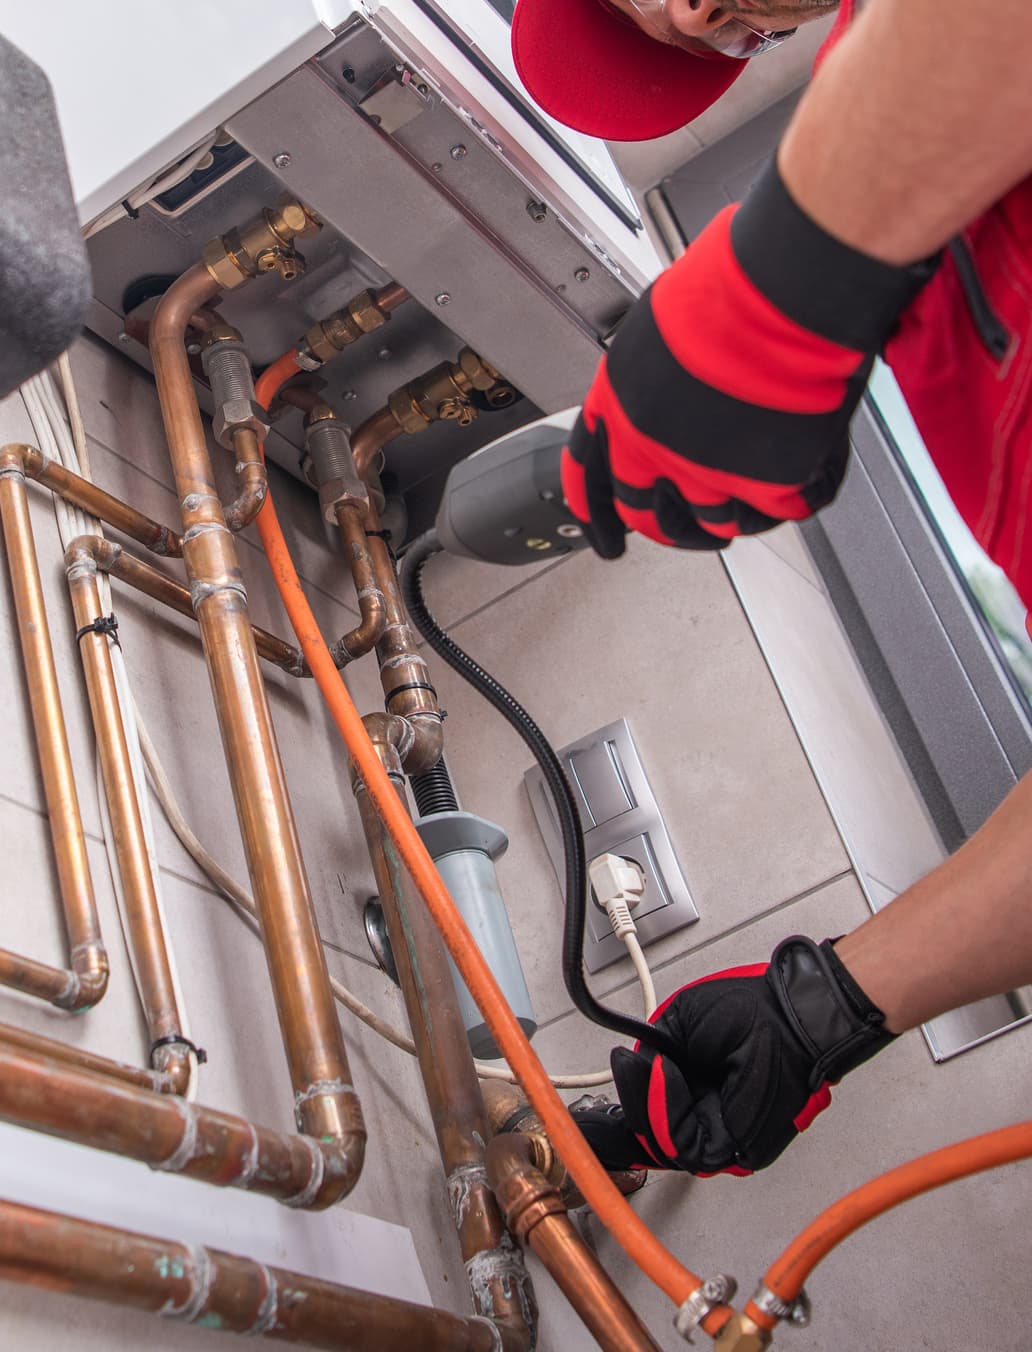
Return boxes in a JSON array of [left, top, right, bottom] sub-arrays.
[[400, 530, 679, 1061]]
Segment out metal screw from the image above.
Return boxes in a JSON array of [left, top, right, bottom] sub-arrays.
[[341, 389, 358, 402], [449, 144, 468, 160], [377, 346, 392, 362], [525, 537, 553, 551], [574, 267, 591, 283], [434, 292, 451, 307], [526, 199, 547, 223], [557, 523, 583, 539], [185, 341, 202, 356], [431, 161, 443, 172], [273, 152, 292, 169], [117, 331, 130, 344]]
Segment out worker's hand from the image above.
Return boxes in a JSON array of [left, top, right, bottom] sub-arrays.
[[561, 156, 938, 559], [573, 937, 895, 1174]]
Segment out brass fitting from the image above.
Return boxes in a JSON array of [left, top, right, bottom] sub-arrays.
[[480, 1081, 646, 1211], [301, 290, 391, 367], [303, 405, 369, 523], [385, 346, 504, 436], [201, 193, 321, 291], [199, 325, 270, 449], [710, 1313, 773, 1352]]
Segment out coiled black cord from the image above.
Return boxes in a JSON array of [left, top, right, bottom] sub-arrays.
[[400, 530, 679, 1060]]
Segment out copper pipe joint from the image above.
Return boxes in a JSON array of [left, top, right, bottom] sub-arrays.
[[223, 428, 268, 533], [332, 503, 387, 663], [0, 1022, 174, 1094], [0, 1045, 361, 1210], [3, 442, 182, 556], [0, 448, 108, 1012], [0, 1197, 506, 1351], [487, 1134, 664, 1352]]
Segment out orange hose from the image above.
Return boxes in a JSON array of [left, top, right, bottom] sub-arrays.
[[748, 1119, 1032, 1330], [253, 354, 714, 1322]]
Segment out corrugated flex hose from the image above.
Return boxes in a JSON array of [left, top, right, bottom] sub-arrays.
[[399, 528, 679, 1060]]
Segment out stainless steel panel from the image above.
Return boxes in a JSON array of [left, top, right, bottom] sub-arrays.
[[524, 718, 699, 973]]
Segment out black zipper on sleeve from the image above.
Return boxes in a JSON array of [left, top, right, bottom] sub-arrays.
[[948, 236, 1012, 361]]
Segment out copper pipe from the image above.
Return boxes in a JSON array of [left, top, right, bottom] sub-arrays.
[[354, 740, 535, 1352], [66, 538, 192, 1093], [0, 1021, 172, 1093], [0, 449, 108, 1012], [80, 534, 307, 676], [487, 1134, 664, 1352], [150, 264, 364, 1176], [352, 407, 403, 481], [0, 1197, 512, 1352], [373, 281, 410, 313], [331, 501, 387, 664], [0, 1044, 365, 1209], [223, 426, 268, 533], [278, 384, 327, 416], [2, 442, 182, 555]]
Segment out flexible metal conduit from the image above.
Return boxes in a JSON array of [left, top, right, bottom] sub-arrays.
[[0, 1197, 513, 1351], [150, 263, 363, 1175], [0, 446, 108, 1011]]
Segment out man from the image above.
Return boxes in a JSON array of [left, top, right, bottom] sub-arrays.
[[510, 0, 1032, 1176]]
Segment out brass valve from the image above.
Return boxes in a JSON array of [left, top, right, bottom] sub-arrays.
[[711, 1313, 773, 1352], [202, 193, 321, 291], [386, 347, 508, 437]]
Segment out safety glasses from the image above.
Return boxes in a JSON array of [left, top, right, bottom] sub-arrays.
[[621, 0, 797, 58]]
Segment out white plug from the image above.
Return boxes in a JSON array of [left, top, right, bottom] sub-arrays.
[[589, 853, 646, 938], [589, 853, 656, 1017]]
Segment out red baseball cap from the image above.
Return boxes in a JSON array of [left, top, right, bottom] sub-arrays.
[[511, 0, 745, 142]]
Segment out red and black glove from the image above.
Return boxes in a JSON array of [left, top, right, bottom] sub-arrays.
[[561, 156, 939, 558], [571, 936, 895, 1175]]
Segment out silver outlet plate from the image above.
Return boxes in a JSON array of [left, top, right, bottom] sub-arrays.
[[524, 719, 699, 973]]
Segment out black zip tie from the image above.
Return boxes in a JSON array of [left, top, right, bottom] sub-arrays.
[[366, 527, 397, 563], [384, 681, 439, 709], [150, 1034, 208, 1066], [75, 613, 121, 649], [121, 199, 140, 220]]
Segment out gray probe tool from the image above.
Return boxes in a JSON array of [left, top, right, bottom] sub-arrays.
[[434, 410, 591, 566]]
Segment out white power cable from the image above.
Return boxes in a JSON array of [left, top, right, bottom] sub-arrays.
[[82, 134, 218, 240], [20, 369, 199, 1099], [589, 854, 657, 1019]]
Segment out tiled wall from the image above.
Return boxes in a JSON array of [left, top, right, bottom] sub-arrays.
[[1, 333, 1030, 1351]]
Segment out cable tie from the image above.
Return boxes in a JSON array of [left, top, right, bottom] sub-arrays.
[[384, 681, 439, 709], [75, 613, 121, 649], [121, 199, 140, 220], [150, 1034, 208, 1066]]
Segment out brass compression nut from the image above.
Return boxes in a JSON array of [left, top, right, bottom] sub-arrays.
[[303, 292, 391, 366]]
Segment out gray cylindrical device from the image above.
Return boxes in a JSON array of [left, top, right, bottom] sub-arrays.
[[414, 810, 536, 1059]]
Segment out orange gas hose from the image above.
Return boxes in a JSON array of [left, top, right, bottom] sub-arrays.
[[253, 353, 716, 1326], [748, 1119, 1032, 1331], [254, 354, 714, 1324]]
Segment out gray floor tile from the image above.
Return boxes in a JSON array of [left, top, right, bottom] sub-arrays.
[[726, 536, 946, 894]]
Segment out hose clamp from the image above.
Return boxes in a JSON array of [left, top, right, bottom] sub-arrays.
[[675, 1274, 738, 1343], [750, 1283, 812, 1328]]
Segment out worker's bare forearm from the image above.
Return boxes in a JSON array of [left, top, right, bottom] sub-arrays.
[[835, 771, 1032, 1033], [779, 0, 1032, 265]]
